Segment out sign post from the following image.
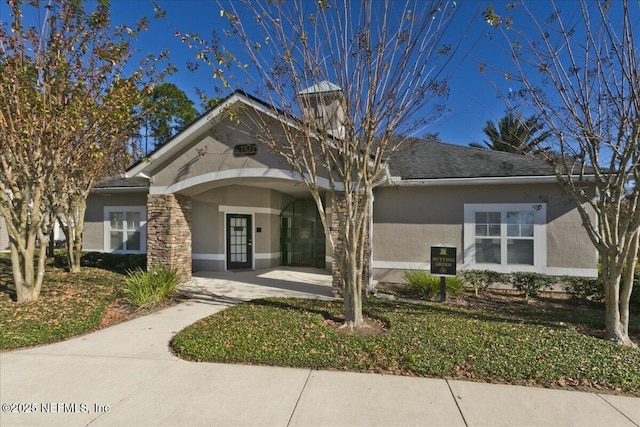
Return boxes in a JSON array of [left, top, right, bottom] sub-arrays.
[[430, 246, 457, 302]]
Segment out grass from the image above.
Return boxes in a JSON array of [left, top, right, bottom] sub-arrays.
[[0, 256, 122, 350], [171, 296, 640, 396]]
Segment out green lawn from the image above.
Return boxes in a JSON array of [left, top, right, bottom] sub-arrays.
[[171, 296, 640, 396], [0, 258, 122, 350]]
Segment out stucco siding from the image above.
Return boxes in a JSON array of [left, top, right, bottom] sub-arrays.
[[546, 202, 595, 269], [191, 185, 287, 270], [372, 183, 597, 279], [83, 193, 148, 252], [191, 200, 222, 255], [152, 110, 309, 187]]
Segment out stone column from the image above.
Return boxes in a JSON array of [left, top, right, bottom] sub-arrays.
[[330, 192, 346, 297], [147, 194, 192, 280], [330, 191, 371, 297]]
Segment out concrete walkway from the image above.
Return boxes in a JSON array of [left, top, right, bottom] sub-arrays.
[[1, 268, 639, 427]]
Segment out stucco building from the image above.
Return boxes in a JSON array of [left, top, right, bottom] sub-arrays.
[[79, 86, 597, 289]]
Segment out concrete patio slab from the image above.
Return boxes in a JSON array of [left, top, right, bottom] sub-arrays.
[[189, 268, 334, 301]]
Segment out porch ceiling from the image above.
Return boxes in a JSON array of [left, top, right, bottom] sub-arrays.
[[182, 176, 314, 199]]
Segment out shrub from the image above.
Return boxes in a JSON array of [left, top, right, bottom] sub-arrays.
[[404, 270, 463, 299], [52, 251, 147, 273], [121, 264, 183, 309], [404, 270, 437, 299], [445, 276, 464, 296], [510, 272, 555, 299], [83, 252, 147, 272], [562, 276, 604, 302], [459, 270, 507, 295], [563, 265, 639, 306], [52, 250, 69, 268]]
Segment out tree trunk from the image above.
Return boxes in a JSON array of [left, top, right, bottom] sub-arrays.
[[46, 225, 55, 258], [11, 234, 46, 303], [620, 232, 639, 343], [342, 240, 364, 328], [60, 199, 87, 274], [339, 189, 370, 329], [602, 255, 636, 346], [65, 228, 83, 274], [69, 237, 82, 273]]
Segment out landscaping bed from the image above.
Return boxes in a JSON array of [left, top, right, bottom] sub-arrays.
[[0, 254, 181, 351], [0, 261, 122, 350], [171, 293, 640, 396]]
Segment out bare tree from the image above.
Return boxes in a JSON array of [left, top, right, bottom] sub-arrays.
[[191, 0, 466, 327], [485, 0, 640, 345], [0, 0, 165, 297]]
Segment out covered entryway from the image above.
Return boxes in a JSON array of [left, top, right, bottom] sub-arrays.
[[137, 91, 334, 276], [280, 199, 326, 268]]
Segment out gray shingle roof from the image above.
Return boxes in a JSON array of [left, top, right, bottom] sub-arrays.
[[387, 138, 556, 180]]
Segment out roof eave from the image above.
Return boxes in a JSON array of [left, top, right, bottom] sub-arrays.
[[385, 175, 596, 187], [91, 186, 149, 193]]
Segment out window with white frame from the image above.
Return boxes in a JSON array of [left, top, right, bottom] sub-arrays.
[[464, 203, 546, 271], [104, 207, 146, 253]]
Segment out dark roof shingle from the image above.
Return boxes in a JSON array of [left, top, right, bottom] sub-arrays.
[[387, 138, 555, 180]]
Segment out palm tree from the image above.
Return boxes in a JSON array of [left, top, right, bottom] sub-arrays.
[[470, 112, 551, 154]]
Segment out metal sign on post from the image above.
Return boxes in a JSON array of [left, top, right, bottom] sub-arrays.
[[430, 246, 457, 302]]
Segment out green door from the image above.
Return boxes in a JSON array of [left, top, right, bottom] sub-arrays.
[[280, 199, 325, 267]]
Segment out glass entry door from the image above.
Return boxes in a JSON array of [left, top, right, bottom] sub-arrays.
[[280, 199, 325, 268], [227, 214, 252, 269]]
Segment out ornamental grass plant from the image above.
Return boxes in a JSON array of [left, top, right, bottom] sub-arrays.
[[121, 264, 182, 310]]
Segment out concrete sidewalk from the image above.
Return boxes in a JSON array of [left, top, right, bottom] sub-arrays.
[[1, 268, 639, 427]]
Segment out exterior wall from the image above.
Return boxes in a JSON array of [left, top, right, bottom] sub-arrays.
[[191, 185, 296, 271], [85, 184, 325, 273], [83, 192, 148, 252], [150, 110, 331, 189], [147, 194, 192, 280], [0, 214, 9, 251], [372, 183, 597, 283]]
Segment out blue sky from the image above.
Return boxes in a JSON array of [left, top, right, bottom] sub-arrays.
[[113, 0, 517, 146], [0, 0, 578, 146]]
